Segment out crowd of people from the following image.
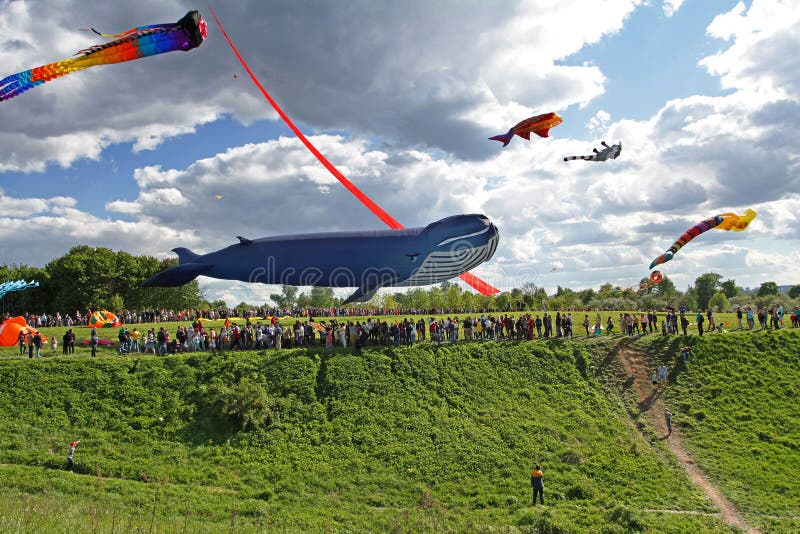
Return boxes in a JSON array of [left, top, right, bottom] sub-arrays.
[[10, 302, 798, 358], [96, 304, 799, 356]]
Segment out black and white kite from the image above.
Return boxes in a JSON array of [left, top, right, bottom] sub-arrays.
[[563, 141, 621, 162]]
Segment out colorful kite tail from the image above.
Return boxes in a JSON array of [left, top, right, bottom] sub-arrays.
[[489, 129, 514, 147], [649, 254, 668, 270]]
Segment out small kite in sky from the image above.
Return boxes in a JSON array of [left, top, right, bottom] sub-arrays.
[[215, 194, 223, 199], [650, 270, 663, 284], [563, 141, 622, 162], [0, 11, 206, 102], [489, 112, 563, 147], [649, 209, 757, 269]]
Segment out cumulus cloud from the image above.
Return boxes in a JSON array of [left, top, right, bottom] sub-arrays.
[[701, 0, 800, 98], [0, 0, 642, 172]]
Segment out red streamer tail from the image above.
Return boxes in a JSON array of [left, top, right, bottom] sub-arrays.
[[209, 8, 499, 296]]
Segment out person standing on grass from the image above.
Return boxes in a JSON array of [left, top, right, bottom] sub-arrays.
[[33, 331, 42, 357], [531, 464, 544, 505], [50, 335, 57, 355], [67, 440, 80, 471], [696, 311, 705, 336], [664, 410, 673, 434], [19, 330, 26, 355], [657, 364, 668, 386], [90, 328, 99, 357], [325, 327, 334, 353], [651, 370, 658, 387]]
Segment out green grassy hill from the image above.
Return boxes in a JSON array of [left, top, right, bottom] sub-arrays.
[[629, 330, 800, 532], [1, 332, 795, 532]]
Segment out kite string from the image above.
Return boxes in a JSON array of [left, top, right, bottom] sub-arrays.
[[208, 8, 401, 229], [208, 8, 499, 296]]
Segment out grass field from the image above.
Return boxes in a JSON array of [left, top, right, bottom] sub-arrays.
[[0, 337, 743, 532], [629, 330, 800, 532]]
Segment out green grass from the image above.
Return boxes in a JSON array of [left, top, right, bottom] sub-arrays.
[[0, 339, 734, 532], [628, 330, 800, 532]]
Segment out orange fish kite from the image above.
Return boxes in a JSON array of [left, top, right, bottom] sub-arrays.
[[489, 112, 563, 147]]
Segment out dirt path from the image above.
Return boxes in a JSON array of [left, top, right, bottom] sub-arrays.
[[616, 345, 759, 534]]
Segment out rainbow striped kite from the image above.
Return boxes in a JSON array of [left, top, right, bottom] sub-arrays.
[[1, 11, 206, 102]]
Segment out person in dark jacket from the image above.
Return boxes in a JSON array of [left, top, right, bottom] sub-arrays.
[[531, 464, 544, 505]]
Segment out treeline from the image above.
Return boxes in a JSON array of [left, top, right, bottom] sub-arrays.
[[254, 274, 800, 315], [0, 246, 204, 315]]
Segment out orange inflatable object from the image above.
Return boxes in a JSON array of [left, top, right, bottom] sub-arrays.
[[0, 316, 47, 346], [87, 310, 122, 328]]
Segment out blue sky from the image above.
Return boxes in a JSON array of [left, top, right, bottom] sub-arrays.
[[1, 0, 798, 306]]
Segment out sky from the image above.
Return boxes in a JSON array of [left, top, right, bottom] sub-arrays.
[[1, 0, 799, 306]]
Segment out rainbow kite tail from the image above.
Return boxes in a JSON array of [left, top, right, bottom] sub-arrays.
[[489, 129, 514, 147], [649, 254, 669, 270]]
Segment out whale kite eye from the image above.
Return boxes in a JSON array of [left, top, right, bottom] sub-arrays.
[[406, 253, 420, 263]]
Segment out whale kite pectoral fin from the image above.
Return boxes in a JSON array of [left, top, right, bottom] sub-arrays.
[[142, 263, 212, 287], [236, 236, 254, 245], [342, 285, 381, 305]]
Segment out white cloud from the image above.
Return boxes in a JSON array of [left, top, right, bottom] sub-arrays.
[[0, 0, 644, 172], [700, 0, 800, 98], [662, 0, 685, 17]]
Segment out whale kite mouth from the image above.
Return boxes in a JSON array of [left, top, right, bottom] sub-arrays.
[[436, 223, 493, 246]]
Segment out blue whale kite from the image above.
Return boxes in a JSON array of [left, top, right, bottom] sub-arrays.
[[143, 214, 499, 304]]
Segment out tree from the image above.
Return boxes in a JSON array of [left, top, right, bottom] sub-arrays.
[[789, 285, 800, 299], [694, 273, 722, 310], [757, 281, 779, 297], [720, 279, 738, 299], [655, 275, 677, 298], [519, 282, 539, 310], [109, 294, 125, 313], [708, 291, 730, 312], [445, 284, 462, 309], [269, 285, 298, 308], [596, 283, 616, 299], [494, 292, 511, 311], [308, 286, 334, 307], [578, 288, 595, 305]]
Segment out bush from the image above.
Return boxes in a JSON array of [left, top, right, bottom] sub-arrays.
[[565, 483, 593, 500]]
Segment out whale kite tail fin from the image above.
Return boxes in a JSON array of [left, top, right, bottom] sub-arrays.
[[489, 128, 514, 147], [342, 285, 381, 305], [142, 262, 211, 287], [173, 247, 200, 264]]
